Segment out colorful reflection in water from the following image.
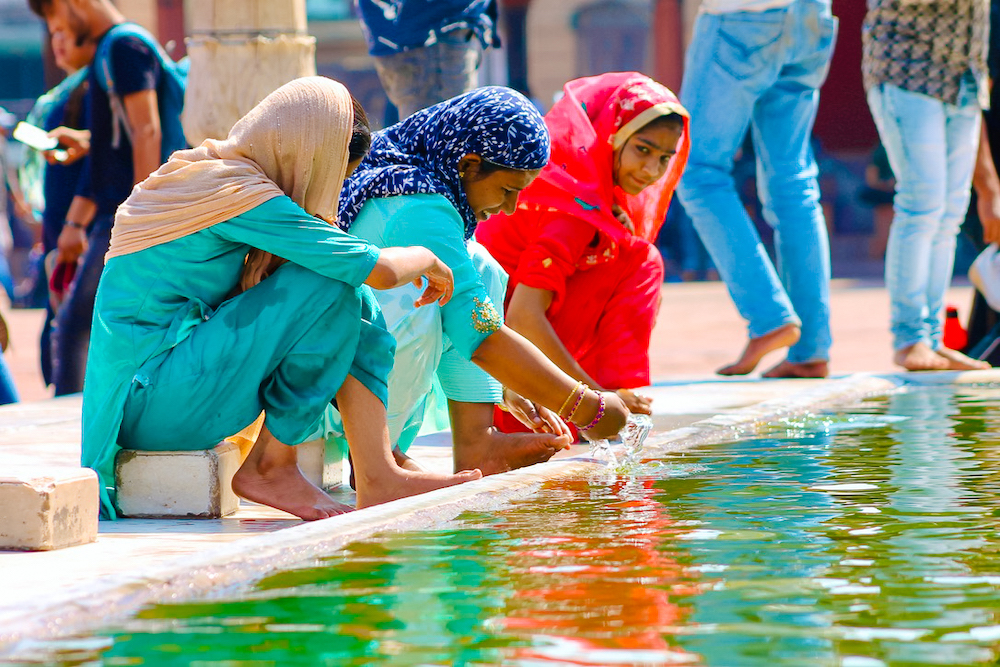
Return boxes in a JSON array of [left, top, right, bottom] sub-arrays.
[[24, 385, 1000, 666]]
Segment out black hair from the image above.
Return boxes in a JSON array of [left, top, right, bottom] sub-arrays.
[[27, 0, 52, 17], [349, 95, 371, 163]]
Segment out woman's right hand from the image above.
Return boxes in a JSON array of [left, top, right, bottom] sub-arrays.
[[366, 246, 454, 306], [579, 390, 629, 441], [412, 255, 454, 307]]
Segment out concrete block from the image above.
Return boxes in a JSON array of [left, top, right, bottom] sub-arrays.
[[296, 439, 346, 491], [116, 442, 240, 518], [0, 467, 99, 551]]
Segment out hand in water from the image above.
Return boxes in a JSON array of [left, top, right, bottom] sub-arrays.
[[616, 388, 652, 415]]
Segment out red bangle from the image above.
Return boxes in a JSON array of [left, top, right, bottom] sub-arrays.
[[575, 392, 606, 432]]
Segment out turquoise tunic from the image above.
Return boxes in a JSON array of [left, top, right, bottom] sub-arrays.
[[347, 193, 505, 451], [82, 195, 391, 519]]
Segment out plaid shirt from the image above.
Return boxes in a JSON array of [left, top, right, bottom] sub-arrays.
[[862, 0, 990, 107]]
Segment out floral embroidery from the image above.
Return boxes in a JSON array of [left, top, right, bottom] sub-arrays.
[[472, 297, 502, 334]]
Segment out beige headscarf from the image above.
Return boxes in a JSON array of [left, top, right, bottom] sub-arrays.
[[106, 76, 355, 290]]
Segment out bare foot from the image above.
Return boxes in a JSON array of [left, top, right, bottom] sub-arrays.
[[454, 428, 572, 476], [355, 467, 483, 509], [894, 342, 949, 371], [718, 323, 801, 376], [762, 359, 830, 378], [936, 347, 991, 371], [232, 445, 353, 521], [351, 446, 427, 490], [392, 446, 426, 472]]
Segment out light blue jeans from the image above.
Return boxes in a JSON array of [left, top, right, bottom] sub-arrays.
[[866, 80, 981, 351], [373, 30, 482, 119], [677, 0, 837, 363]]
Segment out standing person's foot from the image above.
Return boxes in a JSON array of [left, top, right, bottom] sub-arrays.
[[936, 347, 991, 370], [762, 359, 829, 378], [718, 323, 801, 376], [893, 342, 949, 371]]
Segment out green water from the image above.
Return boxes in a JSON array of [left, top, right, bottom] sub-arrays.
[[23, 385, 1000, 666]]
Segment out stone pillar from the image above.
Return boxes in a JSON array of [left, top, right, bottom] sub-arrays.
[[653, 0, 684, 93], [182, 0, 316, 145]]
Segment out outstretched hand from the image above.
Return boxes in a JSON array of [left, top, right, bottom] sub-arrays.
[[503, 387, 573, 440], [412, 257, 454, 307]]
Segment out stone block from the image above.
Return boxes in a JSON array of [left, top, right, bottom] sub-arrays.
[[296, 438, 346, 491], [116, 442, 240, 518], [0, 467, 99, 551]]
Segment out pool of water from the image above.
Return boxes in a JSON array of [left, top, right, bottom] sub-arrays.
[[20, 385, 1000, 666]]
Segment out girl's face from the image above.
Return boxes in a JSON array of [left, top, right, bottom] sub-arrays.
[[459, 154, 540, 221], [613, 122, 682, 196], [51, 28, 93, 73]]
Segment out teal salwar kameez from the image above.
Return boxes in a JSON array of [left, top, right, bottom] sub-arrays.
[[82, 195, 393, 519]]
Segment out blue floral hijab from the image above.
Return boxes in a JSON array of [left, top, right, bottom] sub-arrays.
[[338, 86, 550, 239]]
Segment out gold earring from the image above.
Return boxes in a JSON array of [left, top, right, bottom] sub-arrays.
[[459, 171, 465, 178]]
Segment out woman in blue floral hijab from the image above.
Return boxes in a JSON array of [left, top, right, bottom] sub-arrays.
[[335, 87, 629, 476]]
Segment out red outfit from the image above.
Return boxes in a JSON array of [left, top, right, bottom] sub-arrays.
[[477, 72, 690, 400]]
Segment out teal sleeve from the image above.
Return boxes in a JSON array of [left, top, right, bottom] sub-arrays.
[[353, 194, 503, 360], [212, 195, 380, 288]]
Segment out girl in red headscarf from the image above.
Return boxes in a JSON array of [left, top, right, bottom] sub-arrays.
[[476, 72, 689, 430]]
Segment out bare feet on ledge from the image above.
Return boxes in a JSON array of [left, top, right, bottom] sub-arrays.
[[454, 428, 572, 476], [935, 347, 991, 371], [893, 342, 950, 371], [762, 359, 829, 378], [232, 448, 354, 521], [355, 467, 483, 510], [717, 323, 801, 376]]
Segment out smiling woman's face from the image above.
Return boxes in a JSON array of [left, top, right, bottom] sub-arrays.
[[459, 155, 540, 221], [613, 121, 683, 196]]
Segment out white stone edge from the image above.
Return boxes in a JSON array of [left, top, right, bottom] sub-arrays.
[[0, 372, 903, 658]]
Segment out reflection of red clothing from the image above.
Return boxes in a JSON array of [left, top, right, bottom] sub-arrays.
[[477, 72, 688, 399]]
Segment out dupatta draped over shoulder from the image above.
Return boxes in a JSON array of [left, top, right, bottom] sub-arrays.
[[338, 86, 550, 240], [513, 71, 690, 245], [107, 76, 355, 289]]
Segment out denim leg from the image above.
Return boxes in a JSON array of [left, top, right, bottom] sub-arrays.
[[868, 84, 979, 350], [926, 97, 980, 347], [750, 5, 836, 363], [677, 8, 800, 340], [53, 216, 112, 396], [373, 32, 482, 119]]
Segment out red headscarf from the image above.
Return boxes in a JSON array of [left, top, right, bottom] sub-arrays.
[[515, 72, 690, 244]]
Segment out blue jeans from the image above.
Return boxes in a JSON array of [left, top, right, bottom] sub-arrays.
[[677, 0, 837, 363], [373, 30, 482, 119], [53, 215, 112, 396], [867, 81, 981, 351]]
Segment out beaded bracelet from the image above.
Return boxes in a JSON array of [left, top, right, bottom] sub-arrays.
[[565, 384, 589, 421], [557, 381, 584, 418], [576, 391, 606, 432]]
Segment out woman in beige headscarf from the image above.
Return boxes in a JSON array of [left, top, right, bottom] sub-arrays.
[[82, 77, 482, 521]]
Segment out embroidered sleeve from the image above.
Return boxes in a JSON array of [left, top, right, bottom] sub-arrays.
[[471, 296, 502, 335]]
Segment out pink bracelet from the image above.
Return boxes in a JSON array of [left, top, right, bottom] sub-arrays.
[[564, 383, 588, 421], [576, 391, 606, 432]]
